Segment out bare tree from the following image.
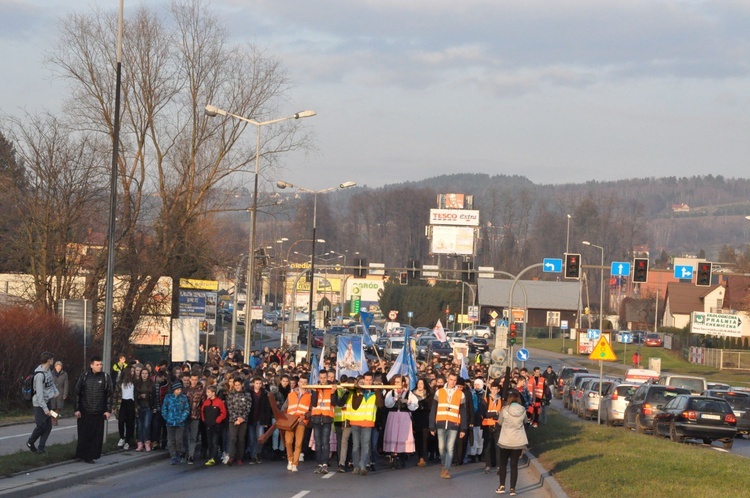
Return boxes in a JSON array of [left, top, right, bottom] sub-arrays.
[[46, 0, 312, 351]]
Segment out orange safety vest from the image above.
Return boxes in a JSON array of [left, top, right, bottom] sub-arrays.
[[435, 388, 463, 425], [529, 376, 545, 400], [311, 388, 334, 418], [482, 396, 503, 427], [287, 390, 311, 417]]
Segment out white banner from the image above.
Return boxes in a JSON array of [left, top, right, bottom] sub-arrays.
[[346, 278, 384, 302], [431, 226, 475, 255], [691, 312, 742, 337], [171, 318, 200, 363], [429, 209, 480, 226]]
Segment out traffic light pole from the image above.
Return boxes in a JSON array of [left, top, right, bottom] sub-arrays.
[[507, 263, 542, 369]]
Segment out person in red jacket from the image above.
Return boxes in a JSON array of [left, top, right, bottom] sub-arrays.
[[201, 385, 227, 466], [526, 367, 545, 428]]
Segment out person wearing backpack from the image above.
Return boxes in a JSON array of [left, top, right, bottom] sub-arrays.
[[26, 351, 59, 454]]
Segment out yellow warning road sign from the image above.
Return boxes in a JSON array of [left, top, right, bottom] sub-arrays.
[[589, 335, 617, 361]]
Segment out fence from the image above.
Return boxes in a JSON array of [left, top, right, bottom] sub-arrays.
[[689, 346, 750, 371]]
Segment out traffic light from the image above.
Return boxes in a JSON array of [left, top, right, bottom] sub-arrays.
[[354, 258, 368, 278], [564, 253, 581, 279], [407, 259, 421, 280], [633, 258, 649, 283], [461, 261, 475, 283], [696, 262, 713, 287], [305, 270, 313, 283], [399, 271, 408, 285], [509, 323, 517, 346]]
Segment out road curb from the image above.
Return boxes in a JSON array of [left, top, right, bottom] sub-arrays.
[[523, 451, 569, 498], [0, 451, 167, 497]]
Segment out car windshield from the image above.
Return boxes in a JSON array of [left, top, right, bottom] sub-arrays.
[[689, 398, 731, 413], [650, 388, 689, 404], [666, 378, 705, 393], [433, 341, 450, 348], [390, 340, 404, 348]]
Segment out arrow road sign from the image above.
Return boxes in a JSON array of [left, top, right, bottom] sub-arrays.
[[543, 258, 563, 273], [516, 348, 530, 362], [611, 261, 631, 276], [674, 265, 694, 280]]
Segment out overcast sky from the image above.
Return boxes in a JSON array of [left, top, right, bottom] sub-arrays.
[[2, 0, 750, 189]]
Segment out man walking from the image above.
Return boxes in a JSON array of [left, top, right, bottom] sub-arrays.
[[27, 351, 59, 454], [74, 355, 114, 463], [429, 372, 467, 479], [343, 372, 383, 475]]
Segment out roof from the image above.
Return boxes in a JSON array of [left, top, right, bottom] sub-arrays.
[[664, 282, 721, 315], [478, 279, 579, 310], [724, 275, 750, 310]]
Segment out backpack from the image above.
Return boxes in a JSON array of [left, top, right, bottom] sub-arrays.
[[22, 371, 43, 402]]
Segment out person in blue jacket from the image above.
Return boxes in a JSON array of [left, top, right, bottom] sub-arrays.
[[162, 380, 190, 464]]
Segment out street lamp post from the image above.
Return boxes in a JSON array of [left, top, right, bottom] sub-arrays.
[[583, 239, 605, 426], [277, 180, 356, 361], [279, 238, 325, 347], [566, 214, 572, 254], [205, 104, 316, 356]]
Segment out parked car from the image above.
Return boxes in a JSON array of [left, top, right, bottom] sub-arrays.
[[374, 337, 389, 357], [311, 329, 325, 348], [737, 405, 750, 437], [601, 383, 639, 427], [460, 325, 493, 338], [702, 390, 750, 421], [572, 379, 595, 416], [580, 380, 615, 420], [385, 338, 404, 360], [653, 395, 737, 448], [414, 327, 433, 337], [564, 373, 598, 410], [556, 367, 589, 399], [416, 336, 435, 360], [707, 382, 731, 391], [468, 337, 490, 355], [623, 384, 691, 433], [644, 333, 662, 347], [428, 341, 454, 362], [659, 374, 707, 395]]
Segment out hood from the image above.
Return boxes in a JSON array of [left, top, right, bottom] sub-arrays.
[[507, 403, 527, 418]]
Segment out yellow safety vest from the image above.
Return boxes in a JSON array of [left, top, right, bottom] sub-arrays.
[[347, 392, 377, 427]]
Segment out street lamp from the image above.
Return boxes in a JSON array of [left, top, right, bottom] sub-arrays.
[[566, 214, 572, 254], [582, 241, 604, 332], [279, 238, 325, 346], [277, 180, 356, 360], [205, 104, 316, 356]]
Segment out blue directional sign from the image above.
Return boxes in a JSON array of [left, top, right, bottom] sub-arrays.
[[543, 258, 563, 273], [674, 265, 694, 280], [516, 348, 530, 362], [587, 329, 601, 341], [620, 332, 632, 344], [611, 261, 631, 276]]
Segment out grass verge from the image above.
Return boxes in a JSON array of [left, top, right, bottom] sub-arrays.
[[529, 409, 749, 498], [0, 433, 121, 477]]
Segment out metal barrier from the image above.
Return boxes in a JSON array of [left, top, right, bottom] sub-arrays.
[[693, 347, 750, 371]]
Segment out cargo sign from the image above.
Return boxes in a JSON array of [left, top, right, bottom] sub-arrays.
[[429, 209, 480, 226], [691, 312, 743, 337]]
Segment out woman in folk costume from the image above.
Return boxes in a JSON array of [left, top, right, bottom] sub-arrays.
[[383, 374, 419, 469]]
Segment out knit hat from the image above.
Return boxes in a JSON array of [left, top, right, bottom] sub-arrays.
[[474, 379, 485, 389], [172, 381, 184, 392]]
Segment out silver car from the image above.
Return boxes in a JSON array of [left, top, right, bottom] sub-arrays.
[[600, 383, 639, 426], [580, 380, 616, 421]]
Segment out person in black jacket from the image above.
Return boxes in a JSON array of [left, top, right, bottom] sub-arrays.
[[74, 356, 114, 463], [245, 376, 272, 463]]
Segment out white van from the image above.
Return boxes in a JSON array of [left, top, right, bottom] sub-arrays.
[[624, 369, 660, 384], [659, 374, 707, 394]]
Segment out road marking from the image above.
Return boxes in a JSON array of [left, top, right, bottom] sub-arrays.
[[290, 492, 310, 498], [0, 425, 75, 441], [322, 472, 336, 479]]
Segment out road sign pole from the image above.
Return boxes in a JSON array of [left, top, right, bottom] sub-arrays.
[[597, 359, 603, 425]]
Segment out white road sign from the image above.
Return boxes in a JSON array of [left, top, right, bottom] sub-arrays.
[[691, 312, 743, 337]]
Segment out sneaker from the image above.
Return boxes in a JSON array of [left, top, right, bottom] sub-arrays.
[[314, 465, 324, 474], [368, 464, 376, 472], [291, 465, 298, 472], [36, 448, 46, 454], [117, 438, 125, 448], [188, 456, 195, 465], [287, 461, 293, 471], [299, 453, 304, 461], [418, 458, 426, 467], [123, 442, 130, 451], [532, 423, 538, 428], [255, 456, 262, 464], [509, 489, 516, 496], [236, 459, 243, 466], [321, 464, 328, 474], [180, 456, 186, 464], [205, 458, 216, 466], [84, 459, 95, 464], [496, 485, 505, 494], [247, 458, 256, 465], [352, 467, 361, 475], [26, 441, 38, 453], [170, 457, 179, 465], [360, 468, 368, 476], [221, 453, 230, 465], [338, 464, 346, 473]]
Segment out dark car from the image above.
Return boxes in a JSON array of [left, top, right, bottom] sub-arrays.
[[563, 373, 598, 410], [374, 337, 389, 357], [468, 337, 489, 355], [428, 341, 454, 361], [737, 406, 750, 436], [623, 384, 691, 433], [556, 366, 589, 399], [653, 395, 737, 448]]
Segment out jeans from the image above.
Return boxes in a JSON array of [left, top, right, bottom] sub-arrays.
[[312, 422, 332, 465], [166, 426, 185, 459], [186, 419, 201, 458], [29, 405, 52, 450], [151, 411, 167, 446], [436, 428, 458, 471], [351, 425, 372, 470], [205, 425, 221, 461], [371, 427, 379, 465], [136, 406, 152, 443], [246, 421, 265, 458]]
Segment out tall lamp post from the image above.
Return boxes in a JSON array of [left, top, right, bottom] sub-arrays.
[[205, 105, 316, 356], [566, 214, 572, 254], [277, 180, 356, 360], [582, 240, 605, 425], [280, 238, 325, 346]]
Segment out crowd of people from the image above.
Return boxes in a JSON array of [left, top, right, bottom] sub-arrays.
[[28, 344, 558, 495]]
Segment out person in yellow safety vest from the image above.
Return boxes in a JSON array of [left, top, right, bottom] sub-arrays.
[[526, 367, 545, 428], [281, 378, 311, 472], [481, 381, 503, 473], [429, 372, 468, 480], [338, 371, 383, 476], [310, 369, 338, 474]]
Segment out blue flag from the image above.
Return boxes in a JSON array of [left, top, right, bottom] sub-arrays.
[[309, 354, 319, 384], [460, 354, 469, 380], [360, 311, 374, 347], [387, 330, 418, 389]]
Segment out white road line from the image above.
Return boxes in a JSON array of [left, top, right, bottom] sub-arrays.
[[290, 491, 310, 498], [0, 426, 75, 441], [322, 472, 336, 479]]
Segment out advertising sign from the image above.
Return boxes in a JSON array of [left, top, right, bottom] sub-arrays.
[[691, 312, 743, 338], [431, 226, 475, 255], [429, 209, 480, 226], [346, 278, 384, 302]]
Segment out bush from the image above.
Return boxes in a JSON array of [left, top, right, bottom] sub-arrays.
[[0, 306, 84, 412]]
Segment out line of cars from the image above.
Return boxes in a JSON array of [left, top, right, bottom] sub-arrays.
[[558, 367, 746, 449]]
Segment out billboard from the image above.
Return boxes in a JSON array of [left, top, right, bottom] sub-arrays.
[[429, 209, 480, 226], [691, 311, 742, 338], [430, 226, 475, 255], [346, 278, 384, 302]]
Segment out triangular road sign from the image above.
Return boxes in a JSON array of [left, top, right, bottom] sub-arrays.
[[588, 335, 617, 361]]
